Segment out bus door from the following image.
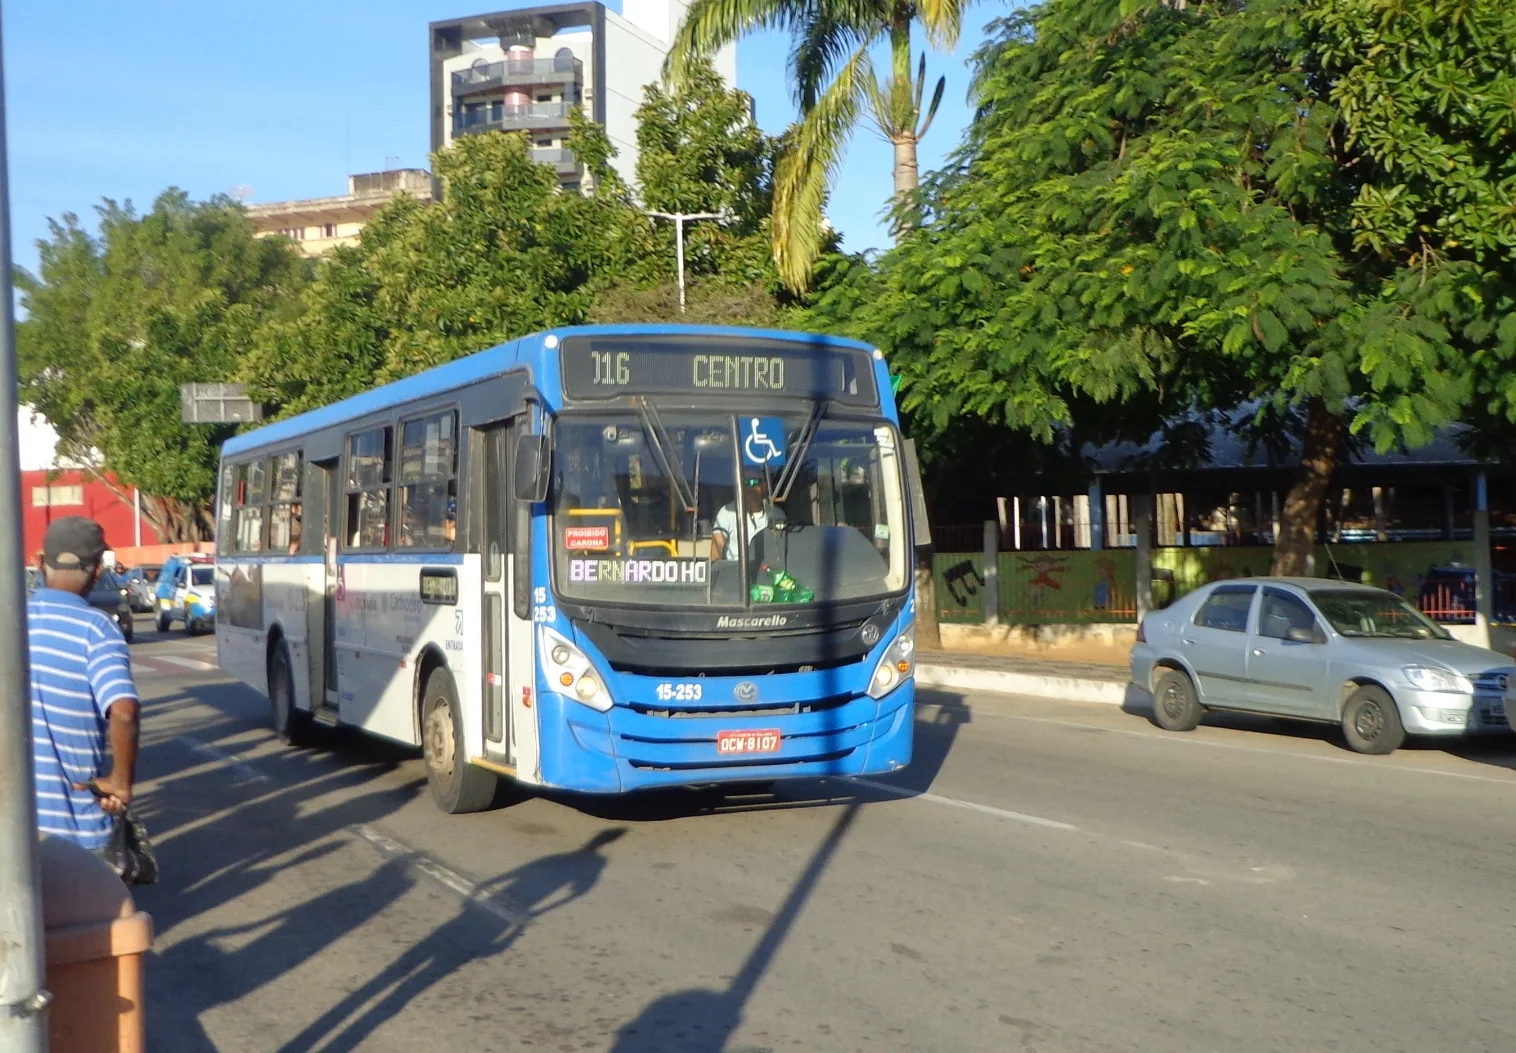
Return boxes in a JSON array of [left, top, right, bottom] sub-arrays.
[[305, 457, 341, 719], [477, 424, 513, 763]]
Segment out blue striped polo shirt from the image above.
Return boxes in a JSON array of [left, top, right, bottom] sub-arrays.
[[28, 588, 138, 850]]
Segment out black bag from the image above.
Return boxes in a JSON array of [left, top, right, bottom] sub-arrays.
[[102, 807, 158, 886]]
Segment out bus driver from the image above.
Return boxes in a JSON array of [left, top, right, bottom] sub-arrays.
[[712, 474, 782, 560]]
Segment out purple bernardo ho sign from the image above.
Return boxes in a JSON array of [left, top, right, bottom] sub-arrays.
[[568, 557, 710, 585]]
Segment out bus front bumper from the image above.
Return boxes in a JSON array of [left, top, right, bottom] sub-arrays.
[[535, 681, 916, 793]]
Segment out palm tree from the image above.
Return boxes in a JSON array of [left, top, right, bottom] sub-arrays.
[[667, 0, 961, 291]]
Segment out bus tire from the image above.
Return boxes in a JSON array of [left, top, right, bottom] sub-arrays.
[[422, 666, 497, 815], [269, 639, 314, 747]]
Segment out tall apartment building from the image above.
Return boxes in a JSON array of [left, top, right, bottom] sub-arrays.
[[429, 2, 735, 190], [245, 169, 433, 257]]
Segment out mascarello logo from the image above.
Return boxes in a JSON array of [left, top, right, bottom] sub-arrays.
[[716, 613, 789, 629]]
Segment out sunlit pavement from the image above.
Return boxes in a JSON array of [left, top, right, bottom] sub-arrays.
[[128, 636, 1516, 1052]]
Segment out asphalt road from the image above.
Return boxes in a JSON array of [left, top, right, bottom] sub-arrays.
[[122, 626, 1516, 1053]]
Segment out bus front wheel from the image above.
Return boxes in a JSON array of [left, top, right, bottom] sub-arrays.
[[422, 666, 497, 814]]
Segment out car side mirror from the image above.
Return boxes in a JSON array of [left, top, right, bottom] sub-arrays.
[[513, 435, 549, 503], [1287, 626, 1319, 644]]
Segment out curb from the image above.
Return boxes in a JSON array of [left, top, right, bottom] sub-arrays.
[[916, 663, 1134, 706]]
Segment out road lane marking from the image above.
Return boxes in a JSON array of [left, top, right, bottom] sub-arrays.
[[354, 824, 528, 927], [178, 736, 272, 785], [155, 655, 220, 672], [851, 777, 1079, 831], [966, 708, 1516, 787]]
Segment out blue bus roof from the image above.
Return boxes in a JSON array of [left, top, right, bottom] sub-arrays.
[[221, 324, 882, 458]]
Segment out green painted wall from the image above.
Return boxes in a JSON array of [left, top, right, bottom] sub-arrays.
[[932, 542, 1472, 625]]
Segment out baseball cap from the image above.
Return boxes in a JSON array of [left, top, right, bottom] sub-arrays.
[[42, 516, 108, 570]]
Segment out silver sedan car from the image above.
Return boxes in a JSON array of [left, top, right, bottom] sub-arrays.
[[1130, 577, 1515, 754]]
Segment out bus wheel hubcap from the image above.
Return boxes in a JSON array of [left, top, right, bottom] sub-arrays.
[[426, 702, 455, 783]]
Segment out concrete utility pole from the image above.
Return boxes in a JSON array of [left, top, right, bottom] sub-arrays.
[[0, 6, 53, 1049], [646, 210, 722, 313]]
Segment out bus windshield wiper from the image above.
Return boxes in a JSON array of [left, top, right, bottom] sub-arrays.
[[634, 395, 698, 513], [773, 400, 826, 504]]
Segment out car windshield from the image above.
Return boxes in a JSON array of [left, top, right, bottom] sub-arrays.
[[1312, 590, 1451, 640], [550, 412, 909, 608], [190, 566, 214, 587]]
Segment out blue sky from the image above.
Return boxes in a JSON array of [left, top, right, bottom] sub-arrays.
[[3, 0, 1004, 276]]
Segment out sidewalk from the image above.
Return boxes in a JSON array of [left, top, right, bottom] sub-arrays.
[[917, 649, 1141, 705]]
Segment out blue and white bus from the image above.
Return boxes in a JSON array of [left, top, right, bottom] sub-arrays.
[[216, 325, 921, 813]]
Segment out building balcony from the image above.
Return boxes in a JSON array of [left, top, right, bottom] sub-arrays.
[[530, 148, 580, 177], [451, 57, 583, 97], [453, 103, 576, 137]]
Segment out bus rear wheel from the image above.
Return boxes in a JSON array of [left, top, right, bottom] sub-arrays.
[[422, 666, 497, 815], [269, 640, 314, 747]]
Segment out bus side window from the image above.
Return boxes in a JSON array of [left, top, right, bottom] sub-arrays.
[[345, 426, 393, 549], [397, 410, 458, 550]]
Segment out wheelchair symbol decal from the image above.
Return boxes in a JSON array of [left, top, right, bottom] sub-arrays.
[[741, 416, 787, 467]]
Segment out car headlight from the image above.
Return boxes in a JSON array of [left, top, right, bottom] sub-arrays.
[[540, 627, 613, 712], [1402, 665, 1472, 693], [868, 624, 916, 699]]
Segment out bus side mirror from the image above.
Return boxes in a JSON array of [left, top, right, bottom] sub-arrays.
[[514, 435, 549, 503]]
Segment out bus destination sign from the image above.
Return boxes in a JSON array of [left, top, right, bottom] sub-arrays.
[[559, 336, 878, 406]]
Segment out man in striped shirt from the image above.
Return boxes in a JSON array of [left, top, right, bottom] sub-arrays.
[[29, 516, 139, 853]]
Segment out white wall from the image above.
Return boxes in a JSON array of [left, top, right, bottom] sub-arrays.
[[621, 0, 736, 83], [19, 407, 59, 471], [602, 12, 673, 188]]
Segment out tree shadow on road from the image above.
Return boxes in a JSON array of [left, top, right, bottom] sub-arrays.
[[271, 828, 625, 1053], [607, 802, 859, 1053]]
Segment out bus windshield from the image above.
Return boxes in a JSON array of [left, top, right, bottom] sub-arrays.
[[551, 412, 909, 609]]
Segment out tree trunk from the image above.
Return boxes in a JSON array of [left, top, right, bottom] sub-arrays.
[[1271, 398, 1343, 576], [893, 136, 919, 200], [915, 553, 942, 651]]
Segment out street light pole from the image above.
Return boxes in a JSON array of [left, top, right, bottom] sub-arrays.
[[0, 4, 53, 1050], [646, 210, 722, 313]]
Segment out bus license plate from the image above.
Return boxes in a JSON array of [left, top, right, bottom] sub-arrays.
[[717, 729, 781, 755]]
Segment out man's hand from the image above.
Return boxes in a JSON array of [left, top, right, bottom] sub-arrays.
[[77, 772, 132, 815]]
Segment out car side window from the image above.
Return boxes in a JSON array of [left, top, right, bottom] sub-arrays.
[[1258, 590, 1319, 641], [1194, 585, 1256, 633]]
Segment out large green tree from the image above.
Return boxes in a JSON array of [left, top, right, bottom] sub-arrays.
[[243, 124, 627, 414], [248, 63, 788, 414], [864, 0, 1516, 573], [589, 58, 786, 322], [17, 192, 310, 540], [666, 0, 966, 290]]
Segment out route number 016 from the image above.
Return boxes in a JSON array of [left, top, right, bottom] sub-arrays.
[[592, 350, 630, 386]]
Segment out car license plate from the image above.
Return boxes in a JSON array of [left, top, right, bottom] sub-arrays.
[[716, 729, 781, 755]]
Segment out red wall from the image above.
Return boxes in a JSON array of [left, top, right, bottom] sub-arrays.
[[22, 470, 166, 565]]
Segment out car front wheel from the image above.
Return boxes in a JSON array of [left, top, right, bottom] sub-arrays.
[[1341, 685, 1406, 755]]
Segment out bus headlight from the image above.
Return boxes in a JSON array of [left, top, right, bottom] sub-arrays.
[[541, 627, 613, 712], [868, 625, 916, 699]]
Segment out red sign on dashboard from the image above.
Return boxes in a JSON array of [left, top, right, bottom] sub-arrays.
[[563, 526, 611, 551]]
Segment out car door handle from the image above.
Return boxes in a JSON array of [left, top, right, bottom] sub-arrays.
[[1252, 648, 1266, 656], [1180, 638, 1195, 646]]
